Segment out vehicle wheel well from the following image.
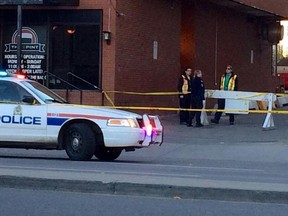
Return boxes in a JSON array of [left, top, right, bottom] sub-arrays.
[[58, 119, 104, 150]]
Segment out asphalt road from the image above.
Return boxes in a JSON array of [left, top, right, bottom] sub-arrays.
[[1, 112, 288, 203], [1, 188, 288, 216]]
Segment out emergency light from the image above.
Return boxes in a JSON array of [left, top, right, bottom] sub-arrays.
[[144, 123, 153, 137], [0, 70, 27, 79], [15, 72, 26, 79], [0, 71, 8, 76]]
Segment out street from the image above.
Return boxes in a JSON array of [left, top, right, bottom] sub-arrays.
[[0, 0, 287, 214], [1, 113, 288, 203], [1, 188, 288, 216]]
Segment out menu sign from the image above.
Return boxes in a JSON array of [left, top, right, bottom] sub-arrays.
[[3, 26, 46, 81]]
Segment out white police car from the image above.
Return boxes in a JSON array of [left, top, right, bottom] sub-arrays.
[[0, 72, 163, 161]]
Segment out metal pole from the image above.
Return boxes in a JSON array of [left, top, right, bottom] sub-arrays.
[[17, 5, 22, 72]]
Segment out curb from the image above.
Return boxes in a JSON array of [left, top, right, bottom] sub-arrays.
[[1, 175, 288, 203]]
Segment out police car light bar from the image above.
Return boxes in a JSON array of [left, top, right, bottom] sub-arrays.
[[0, 71, 8, 76], [14, 71, 26, 79], [0, 71, 27, 79]]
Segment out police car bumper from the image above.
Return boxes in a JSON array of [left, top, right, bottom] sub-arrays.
[[103, 115, 163, 148]]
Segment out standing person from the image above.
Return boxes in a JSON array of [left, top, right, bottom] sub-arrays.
[[211, 65, 238, 125], [177, 67, 192, 125], [187, 69, 205, 127]]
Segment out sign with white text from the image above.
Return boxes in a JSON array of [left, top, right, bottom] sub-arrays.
[[3, 26, 46, 81]]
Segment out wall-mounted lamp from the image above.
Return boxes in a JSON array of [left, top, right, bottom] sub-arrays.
[[67, 26, 76, 34], [103, 31, 111, 44]]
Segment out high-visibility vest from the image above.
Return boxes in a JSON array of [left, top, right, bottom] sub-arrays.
[[220, 74, 237, 90], [181, 75, 190, 94]]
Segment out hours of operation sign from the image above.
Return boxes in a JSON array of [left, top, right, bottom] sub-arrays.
[[3, 26, 46, 81]]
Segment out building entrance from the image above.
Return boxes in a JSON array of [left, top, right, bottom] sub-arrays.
[[0, 9, 102, 90], [50, 24, 101, 90]]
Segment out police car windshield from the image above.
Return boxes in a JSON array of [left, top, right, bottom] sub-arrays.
[[22, 81, 68, 104]]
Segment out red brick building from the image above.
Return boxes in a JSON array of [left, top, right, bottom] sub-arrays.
[[0, 0, 287, 113]]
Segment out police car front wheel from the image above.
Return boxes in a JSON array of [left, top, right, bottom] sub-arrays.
[[64, 123, 96, 161]]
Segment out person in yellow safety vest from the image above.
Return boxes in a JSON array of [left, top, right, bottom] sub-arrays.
[[177, 67, 192, 125], [211, 65, 238, 125]]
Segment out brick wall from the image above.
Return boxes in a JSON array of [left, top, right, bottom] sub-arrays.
[[53, 90, 103, 105], [114, 0, 181, 110], [54, 0, 285, 113], [182, 0, 281, 95]]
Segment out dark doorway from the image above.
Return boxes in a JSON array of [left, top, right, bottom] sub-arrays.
[[50, 24, 101, 90]]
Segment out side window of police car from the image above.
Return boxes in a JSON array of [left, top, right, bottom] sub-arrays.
[[0, 81, 36, 104]]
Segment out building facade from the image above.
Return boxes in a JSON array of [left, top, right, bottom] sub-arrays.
[[0, 0, 287, 112]]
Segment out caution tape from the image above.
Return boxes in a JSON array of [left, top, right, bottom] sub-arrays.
[[276, 93, 288, 97], [96, 106, 288, 114], [101, 90, 288, 111], [104, 90, 288, 97], [102, 91, 115, 107], [102, 91, 185, 106], [104, 90, 183, 96], [233, 93, 267, 100]]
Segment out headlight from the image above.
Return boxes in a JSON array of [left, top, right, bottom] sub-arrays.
[[107, 118, 138, 128]]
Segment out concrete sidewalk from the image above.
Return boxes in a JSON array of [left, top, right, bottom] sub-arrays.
[[1, 111, 288, 203]]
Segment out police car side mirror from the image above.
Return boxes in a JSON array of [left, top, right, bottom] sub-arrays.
[[22, 96, 36, 104]]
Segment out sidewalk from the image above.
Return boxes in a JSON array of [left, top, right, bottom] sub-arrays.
[[1, 110, 288, 203]]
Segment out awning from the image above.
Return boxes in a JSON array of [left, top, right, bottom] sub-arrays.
[[208, 0, 285, 20]]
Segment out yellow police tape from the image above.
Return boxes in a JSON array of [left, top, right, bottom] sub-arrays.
[[205, 90, 268, 100], [102, 91, 180, 107], [97, 106, 288, 114], [105, 90, 287, 97], [104, 90, 181, 95], [101, 90, 288, 114], [103, 91, 115, 107]]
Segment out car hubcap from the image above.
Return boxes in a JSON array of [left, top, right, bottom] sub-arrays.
[[70, 133, 82, 152]]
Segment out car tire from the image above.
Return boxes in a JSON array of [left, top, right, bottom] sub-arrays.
[[64, 123, 95, 161], [94, 147, 122, 161]]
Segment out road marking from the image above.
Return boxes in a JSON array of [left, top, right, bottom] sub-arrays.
[[0, 162, 265, 180], [0, 165, 200, 178], [100, 162, 265, 173]]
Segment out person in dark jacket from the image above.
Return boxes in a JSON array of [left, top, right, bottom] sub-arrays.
[[187, 69, 205, 127], [177, 67, 192, 124]]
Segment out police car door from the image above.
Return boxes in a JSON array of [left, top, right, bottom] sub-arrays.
[[0, 80, 47, 143]]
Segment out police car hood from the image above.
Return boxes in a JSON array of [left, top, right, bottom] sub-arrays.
[[49, 104, 142, 118]]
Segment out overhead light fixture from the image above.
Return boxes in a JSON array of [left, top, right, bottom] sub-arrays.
[[67, 27, 76, 34], [103, 31, 111, 44]]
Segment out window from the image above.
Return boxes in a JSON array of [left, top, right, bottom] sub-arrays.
[[0, 81, 32, 103]]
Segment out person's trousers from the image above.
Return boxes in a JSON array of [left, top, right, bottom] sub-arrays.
[[214, 99, 234, 123], [179, 94, 191, 123], [188, 97, 203, 125]]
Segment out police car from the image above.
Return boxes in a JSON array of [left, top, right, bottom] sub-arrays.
[[0, 72, 163, 161]]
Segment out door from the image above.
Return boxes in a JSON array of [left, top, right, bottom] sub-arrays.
[[50, 24, 101, 89]]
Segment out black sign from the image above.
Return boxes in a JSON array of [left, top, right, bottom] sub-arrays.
[[0, 0, 79, 5], [3, 26, 47, 81], [0, 0, 43, 4]]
